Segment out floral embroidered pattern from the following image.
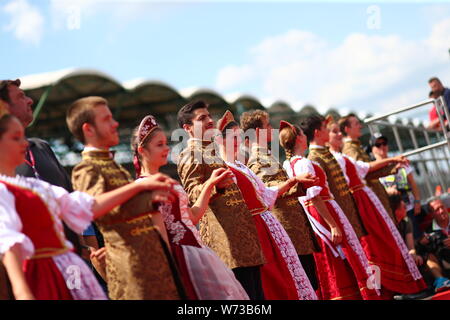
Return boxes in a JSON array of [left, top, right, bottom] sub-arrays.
[[159, 201, 187, 245], [174, 184, 202, 244], [260, 211, 317, 300]]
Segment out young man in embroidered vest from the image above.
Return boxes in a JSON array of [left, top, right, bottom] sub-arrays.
[[67, 96, 185, 300], [239, 109, 321, 290], [340, 114, 397, 222], [176, 100, 266, 300], [302, 114, 367, 239]]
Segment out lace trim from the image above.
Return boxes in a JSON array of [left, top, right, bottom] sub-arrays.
[[362, 186, 422, 280], [174, 184, 202, 244], [159, 201, 187, 245], [260, 211, 318, 300], [328, 200, 380, 295]]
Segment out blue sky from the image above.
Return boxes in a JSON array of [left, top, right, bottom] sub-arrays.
[[2, 0, 450, 121]]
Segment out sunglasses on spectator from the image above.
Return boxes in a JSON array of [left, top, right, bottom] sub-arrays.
[[374, 141, 388, 147]]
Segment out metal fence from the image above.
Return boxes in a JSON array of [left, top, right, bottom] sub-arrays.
[[364, 96, 450, 200]]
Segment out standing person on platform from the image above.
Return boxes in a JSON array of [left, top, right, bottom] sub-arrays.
[[67, 96, 185, 300], [131, 114, 249, 300], [176, 100, 266, 300], [370, 132, 424, 240], [327, 119, 427, 297], [428, 77, 450, 113], [0, 79, 81, 299], [0, 111, 177, 300], [340, 114, 397, 222], [215, 110, 317, 300], [280, 119, 379, 300], [240, 110, 321, 291]]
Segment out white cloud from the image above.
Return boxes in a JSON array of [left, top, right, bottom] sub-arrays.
[[214, 17, 450, 114], [2, 0, 44, 46]]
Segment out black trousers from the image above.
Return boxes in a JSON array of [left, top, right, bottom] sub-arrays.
[[232, 266, 265, 300], [299, 254, 319, 291]]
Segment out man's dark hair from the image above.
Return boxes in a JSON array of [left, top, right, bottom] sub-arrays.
[[300, 114, 325, 144], [177, 100, 209, 128], [389, 193, 404, 213], [428, 77, 441, 84], [338, 113, 358, 137], [0, 79, 21, 104]]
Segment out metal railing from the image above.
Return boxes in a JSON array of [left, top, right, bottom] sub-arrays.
[[364, 96, 450, 199]]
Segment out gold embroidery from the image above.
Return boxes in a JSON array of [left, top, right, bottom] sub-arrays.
[[126, 214, 153, 224], [109, 178, 129, 186], [101, 167, 124, 175], [225, 199, 245, 206], [223, 189, 240, 197], [286, 199, 299, 206], [350, 184, 365, 193], [130, 225, 158, 237]]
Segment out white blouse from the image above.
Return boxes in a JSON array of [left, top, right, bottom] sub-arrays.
[[0, 175, 94, 260], [225, 160, 278, 211], [331, 151, 370, 183], [283, 156, 324, 201]]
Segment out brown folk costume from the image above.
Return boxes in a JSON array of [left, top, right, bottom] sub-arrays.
[[177, 140, 265, 270], [247, 146, 319, 255], [308, 146, 367, 238], [342, 140, 396, 221], [72, 150, 183, 300]]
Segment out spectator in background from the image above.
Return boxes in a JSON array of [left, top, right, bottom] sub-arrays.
[[418, 197, 450, 285], [427, 91, 444, 130], [428, 77, 450, 112], [371, 133, 425, 241], [389, 194, 436, 299]]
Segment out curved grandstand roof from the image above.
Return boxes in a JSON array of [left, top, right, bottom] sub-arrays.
[[18, 68, 425, 153]]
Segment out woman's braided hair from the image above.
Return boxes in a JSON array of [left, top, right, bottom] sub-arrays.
[[279, 124, 301, 160]]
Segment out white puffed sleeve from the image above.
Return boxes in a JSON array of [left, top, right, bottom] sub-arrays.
[[349, 156, 371, 179], [51, 185, 95, 234], [0, 184, 34, 260], [240, 163, 278, 210], [292, 158, 323, 201]]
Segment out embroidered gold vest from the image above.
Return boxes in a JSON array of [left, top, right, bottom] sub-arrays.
[[342, 140, 396, 221], [247, 147, 319, 255], [72, 150, 182, 300], [177, 140, 265, 269], [308, 147, 367, 238]]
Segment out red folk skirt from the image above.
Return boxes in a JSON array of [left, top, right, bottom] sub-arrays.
[[23, 257, 73, 300], [352, 189, 427, 295], [253, 214, 299, 300], [307, 201, 380, 300]]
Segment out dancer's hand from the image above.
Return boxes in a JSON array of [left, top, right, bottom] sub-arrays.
[[216, 171, 235, 189], [137, 173, 177, 191], [90, 247, 107, 281], [208, 168, 234, 187], [151, 189, 176, 205], [331, 226, 343, 245], [391, 155, 409, 166], [295, 173, 319, 187], [410, 253, 423, 266]]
